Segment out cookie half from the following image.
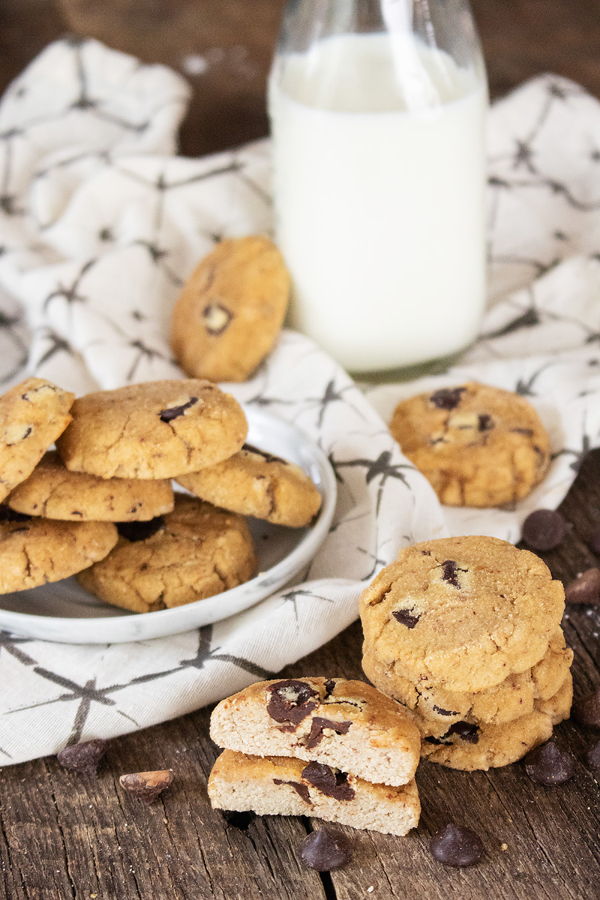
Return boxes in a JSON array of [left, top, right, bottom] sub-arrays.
[[56, 379, 247, 479], [0, 378, 74, 502], [7, 452, 174, 521], [177, 444, 321, 527], [390, 382, 550, 507], [77, 495, 256, 612], [171, 236, 290, 382], [208, 750, 420, 837], [210, 677, 420, 787]]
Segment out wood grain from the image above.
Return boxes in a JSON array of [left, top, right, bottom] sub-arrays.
[[0, 2, 599, 898]]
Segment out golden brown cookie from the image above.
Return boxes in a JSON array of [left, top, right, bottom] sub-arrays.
[[208, 750, 420, 837], [177, 444, 321, 527], [390, 382, 550, 507], [0, 378, 74, 502], [360, 536, 565, 693], [77, 495, 256, 612], [171, 236, 290, 382], [210, 677, 420, 787], [56, 379, 247, 480], [0, 508, 117, 593], [7, 451, 174, 521]]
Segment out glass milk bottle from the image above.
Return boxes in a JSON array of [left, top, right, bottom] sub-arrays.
[[268, 0, 488, 376]]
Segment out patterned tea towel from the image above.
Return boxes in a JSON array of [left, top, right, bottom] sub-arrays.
[[0, 38, 598, 765]]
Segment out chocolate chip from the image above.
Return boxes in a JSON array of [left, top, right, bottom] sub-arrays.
[[478, 414, 494, 431], [273, 778, 310, 803], [0, 505, 31, 522], [300, 828, 352, 871], [392, 608, 420, 628], [430, 823, 485, 867], [323, 679, 336, 699], [301, 762, 355, 801], [305, 717, 352, 749], [242, 444, 285, 465], [159, 397, 198, 423], [117, 517, 165, 542], [521, 509, 567, 551], [266, 680, 319, 727], [432, 705, 459, 717], [565, 568, 600, 605], [119, 769, 174, 804], [222, 809, 256, 829], [585, 740, 600, 769], [424, 735, 452, 746], [203, 302, 232, 335], [588, 527, 600, 555], [57, 739, 108, 775], [440, 560, 466, 587], [524, 741, 576, 785], [573, 688, 600, 728], [447, 721, 480, 744], [429, 387, 466, 410]]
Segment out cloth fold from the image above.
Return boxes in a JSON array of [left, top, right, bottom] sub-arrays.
[[0, 38, 598, 765]]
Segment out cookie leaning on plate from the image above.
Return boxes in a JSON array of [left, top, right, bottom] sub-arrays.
[[7, 452, 174, 521], [177, 444, 322, 527], [56, 379, 247, 479], [390, 382, 550, 507], [0, 378, 74, 502], [171, 236, 290, 382]]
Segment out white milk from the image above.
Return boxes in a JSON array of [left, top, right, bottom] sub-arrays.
[[269, 34, 487, 373]]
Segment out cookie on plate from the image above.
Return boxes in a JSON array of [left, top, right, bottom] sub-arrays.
[[389, 382, 550, 507], [208, 751, 420, 837], [0, 378, 74, 502], [171, 236, 290, 382], [360, 536, 565, 693], [177, 444, 321, 527], [7, 451, 174, 521], [56, 379, 247, 480], [0, 507, 117, 593], [210, 677, 420, 787], [77, 495, 256, 612]]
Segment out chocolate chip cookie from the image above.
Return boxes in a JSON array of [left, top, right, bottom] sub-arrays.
[[77, 495, 256, 612], [7, 451, 174, 521], [390, 382, 550, 507], [0, 378, 74, 502], [177, 444, 321, 527], [56, 379, 247, 479], [360, 536, 565, 693], [171, 236, 290, 382]]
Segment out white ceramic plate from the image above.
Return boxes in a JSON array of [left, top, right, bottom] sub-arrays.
[[0, 409, 337, 644]]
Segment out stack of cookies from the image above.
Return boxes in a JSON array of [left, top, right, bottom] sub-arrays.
[[0, 376, 321, 611], [208, 677, 422, 836], [360, 536, 573, 770]]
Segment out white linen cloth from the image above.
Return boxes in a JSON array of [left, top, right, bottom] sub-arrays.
[[0, 39, 598, 765]]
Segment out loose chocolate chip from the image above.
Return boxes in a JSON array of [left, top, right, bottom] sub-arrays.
[[0, 504, 31, 522], [300, 828, 352, 871], [57, 738, 108, 775], [266, 680, 319, 727], [242, 443, 286, 465], [301, 762, 355, 801], [565, 568, 600, 605], [222, 809, 256, 829], [117, 517, 165, 542], [430, 823, 485, 867], [430, 387, 466, 410], [323, 679, 336, 699], [273, 778, 311, 803], [478, 414, 494, 431], [447, 722, 480, 744], [432, 705, 459, 717], [585, 740, 600, 769], [159, 396, 198, 423], [573, 688, 600, 728], [392, 608, 420, 628], [588, 527, 600, 556], [305, 717, 352, 749], [203, 302, 232, 335], [119, 769, 174, 804], [440, 560, 466, 588], [524, 741, 576, 785], [521, 509, 567, 551]]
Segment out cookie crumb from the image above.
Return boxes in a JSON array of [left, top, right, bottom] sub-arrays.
[[500, 842, 508, 851]]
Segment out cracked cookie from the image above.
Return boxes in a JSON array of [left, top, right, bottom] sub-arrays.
[[7, 451, 174, 521], [171, 236, 290, 382], [0, 377, 75, 502], [77, 495, 256, 612], [210, 677, 420, 787], [56, 379, 247, 480], [0, 508, 117, 593], [208, 750, 420, 836], [389, 382, 550, 507], [360, 536, 565, 693], [176, 444, 321, 527]]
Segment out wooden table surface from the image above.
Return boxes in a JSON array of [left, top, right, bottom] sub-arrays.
[[1, 2, 599, 898]]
